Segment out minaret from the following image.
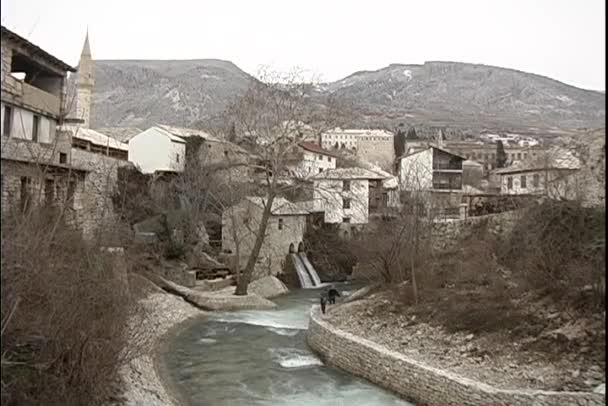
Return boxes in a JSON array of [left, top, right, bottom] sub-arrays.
[[76, 29, 94, 128]]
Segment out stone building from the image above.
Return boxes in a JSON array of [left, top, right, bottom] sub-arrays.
[[221, 196, 309, 278], [1, 27, 131, 239], [311, 167, 388, 225], [404, 139, 543, 172], [129, 124, 251, 177], [397, 145, 467, 217], [1, 25, 82, 216], [285, 142, 337, 178], [495, 147, 582, 200], [321, 128, 395, 171]]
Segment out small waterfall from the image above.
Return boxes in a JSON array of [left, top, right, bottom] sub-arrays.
[[291, 254, 314, 288], [299, 253, 321, 286]]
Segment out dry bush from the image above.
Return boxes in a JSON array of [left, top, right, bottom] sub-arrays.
[[1, 210, 148, 406], [500, 200, 605, 307]]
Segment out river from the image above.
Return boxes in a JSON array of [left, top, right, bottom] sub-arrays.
[[161, 283, 414, 406]]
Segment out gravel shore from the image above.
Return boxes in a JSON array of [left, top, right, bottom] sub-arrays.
[[110, 291, 205, 406]]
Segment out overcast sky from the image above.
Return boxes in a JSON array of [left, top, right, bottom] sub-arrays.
[[1, 0, 605, 90]]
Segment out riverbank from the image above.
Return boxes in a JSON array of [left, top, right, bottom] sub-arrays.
[[308, 304, 605, 406], [109, 290, 205, 406]]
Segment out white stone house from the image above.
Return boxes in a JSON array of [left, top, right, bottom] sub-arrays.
[[222, 196, 309, 278], [495, 147, 581, 199], [128, 126, 187, 174], [285, 142, 337, 178], [397, 145, 465, 192], [312, 167, 387, 225], [129, 124, 253, 175]]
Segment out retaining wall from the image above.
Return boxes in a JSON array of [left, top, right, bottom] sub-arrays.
[[307, 306, 605, 406]]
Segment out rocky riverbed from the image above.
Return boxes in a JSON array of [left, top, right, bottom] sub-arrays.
[[327, 292, 605, 394], [108, 290, 204, 406]]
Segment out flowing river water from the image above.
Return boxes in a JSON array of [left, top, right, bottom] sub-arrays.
[[162, 283, 414, 406]]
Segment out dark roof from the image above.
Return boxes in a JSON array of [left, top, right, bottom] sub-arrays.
[[1, 26, 76, 73], [298, 142, 337, 157], [397, 144, 466, 161]]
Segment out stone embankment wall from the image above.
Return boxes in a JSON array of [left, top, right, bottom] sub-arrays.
[[431, 209, 522, 251], [307, 306, 605, 406]]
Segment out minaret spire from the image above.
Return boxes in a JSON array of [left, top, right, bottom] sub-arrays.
[[76, 28, 94, 128]]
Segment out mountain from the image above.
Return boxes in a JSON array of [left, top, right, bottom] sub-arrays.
[[89, 60, 605, 132], [324, 62, 605, 131], [90, 59, 255, 129]]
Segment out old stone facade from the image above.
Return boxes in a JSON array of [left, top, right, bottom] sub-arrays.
[[321, 128, 395, 171], [307, 307, 604, 406], [222, 197, 308, 278]]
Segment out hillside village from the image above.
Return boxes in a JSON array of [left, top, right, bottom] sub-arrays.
[[1, 26, 606, 406]]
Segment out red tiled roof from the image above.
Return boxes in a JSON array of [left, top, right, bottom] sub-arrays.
[[298, 142, 337, 157]]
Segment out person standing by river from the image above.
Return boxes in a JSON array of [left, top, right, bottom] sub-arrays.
[[320, 293, 327, 314]]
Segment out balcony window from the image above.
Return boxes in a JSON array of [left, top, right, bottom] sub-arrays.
[[32, 115, 40, 142], [533, 174, 540, 188], [520, 175, 527, 189], [3, 105, 12, 137], [343, 180, 351, 191], [507, 176, 513, 189], [343, 198, 351, 209]]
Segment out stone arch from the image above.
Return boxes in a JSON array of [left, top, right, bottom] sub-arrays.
[[288, 243, 295, 253], [297, 242, 304, 253]]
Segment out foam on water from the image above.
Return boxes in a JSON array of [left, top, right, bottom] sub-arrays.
[[265, 327, 300, 337], [198, 338, 217, 344], [269, 347, 324, 369]]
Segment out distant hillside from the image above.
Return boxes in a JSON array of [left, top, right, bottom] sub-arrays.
[[90, 59, 255, 129], [89, 60, 605, 132]]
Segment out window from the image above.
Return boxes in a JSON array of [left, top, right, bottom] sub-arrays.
[[278, 218, 284, 230], [67, 180, 76, 204], [44, 179, 55, 205], [318, 168, 323, 173], [3, 105, 12, 137], [343, 180, 351, 191], [20, 176, 31, 212], [343, 217, 351, 223], [520, 175, 527, 189], [224, 150, 229, 157], [517, 153, 521, 160], [176, 154, 180, 163], [343, 198, 351, 209], [507, 176, 513, 189], [317, 155, 322, 160], [533, 174, 540, 188], [32, 115, 40, 142], [59, 153, 67, 164]]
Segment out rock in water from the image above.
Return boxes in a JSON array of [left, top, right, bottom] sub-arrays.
[[593, 383, 605, 394]]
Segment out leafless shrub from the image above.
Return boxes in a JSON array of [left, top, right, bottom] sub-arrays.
[[1, 209, 148, 406], [500, 200, 605, 307]]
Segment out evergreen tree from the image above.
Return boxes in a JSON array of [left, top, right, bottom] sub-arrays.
[[227, 122, 237, 143], [496, 141, 507, 168], [406, 127, 419, 140]]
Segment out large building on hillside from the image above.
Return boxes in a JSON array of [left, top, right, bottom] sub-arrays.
[[321, 128, 395, 171]]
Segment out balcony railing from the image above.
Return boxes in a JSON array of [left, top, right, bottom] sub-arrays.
[[432, 162, 462, 170], [22, 83, 61, 117]]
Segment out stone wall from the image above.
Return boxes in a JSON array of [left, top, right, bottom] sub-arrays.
[[431, 209, 522, 251], [307, 306, 605, 406]]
